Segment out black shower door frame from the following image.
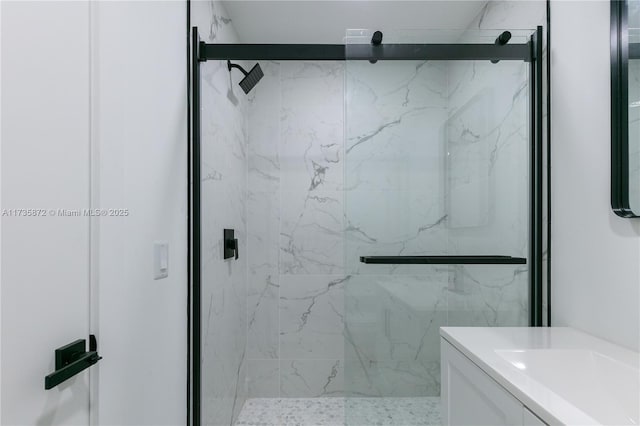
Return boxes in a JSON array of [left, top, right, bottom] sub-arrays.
[[188, 26, 544, 426]]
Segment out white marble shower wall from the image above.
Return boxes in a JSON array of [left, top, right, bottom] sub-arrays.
[[444, 57, 531, 327], [344, 60, 449, 273], [194, 0, 549, 403], [246, 61, 348, 398], [246, 59, 456, 398], [342, 59, 450, 398], [192, 1, 249, 424], [445, 0, 548, 327], [465, 0, 548, 322]]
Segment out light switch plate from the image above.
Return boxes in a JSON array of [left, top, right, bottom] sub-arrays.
[[153, 241, 169, 280]]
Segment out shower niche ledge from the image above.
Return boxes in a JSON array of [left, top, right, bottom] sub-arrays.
[[440, 327, 640, 426]]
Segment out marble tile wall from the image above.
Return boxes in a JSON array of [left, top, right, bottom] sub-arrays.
[[246, 61, 349, 398], [245, 4, 547, 397], [194, 0, 548, 407], [344, 60, 449, 276], [342, 58, 450, 398], [444, 57, 531, 328], [456, 1, 547, 326], [246, 58, 455, 398], [191, 1, 249, 424]]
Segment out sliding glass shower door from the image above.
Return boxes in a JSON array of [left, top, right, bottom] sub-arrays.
[[343, 29, 536, 425]]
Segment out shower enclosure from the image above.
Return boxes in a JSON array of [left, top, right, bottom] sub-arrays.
[[190, 26, 543, 425]]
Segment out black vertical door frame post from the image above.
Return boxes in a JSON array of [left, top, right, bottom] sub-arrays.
[[189, 27, 202, 426], [530, 26, 544, 326], [546, 0, 552, 327]]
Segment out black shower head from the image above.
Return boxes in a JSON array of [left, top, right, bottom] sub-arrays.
[[227, 60, 263, 94]]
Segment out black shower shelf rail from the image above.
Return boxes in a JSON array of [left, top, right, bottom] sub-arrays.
[[359, 255, 526, 265]]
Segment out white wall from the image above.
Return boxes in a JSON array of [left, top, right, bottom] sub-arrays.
[[1, 2, 3, 419], [551, 0, 640, 351], [93, 2, 187, 424], [1, 1, 188, 424], [1, 1, 91, 424]]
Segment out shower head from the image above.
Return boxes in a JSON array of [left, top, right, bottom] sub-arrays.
[[227, 60, 264, 94]]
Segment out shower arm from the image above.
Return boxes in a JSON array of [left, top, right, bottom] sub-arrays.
[[227, 60, 249, 76]]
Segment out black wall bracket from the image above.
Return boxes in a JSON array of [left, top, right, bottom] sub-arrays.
[[44, 335, 102, 390]]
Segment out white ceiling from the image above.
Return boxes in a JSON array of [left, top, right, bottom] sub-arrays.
[[220, 1, 488, 44]]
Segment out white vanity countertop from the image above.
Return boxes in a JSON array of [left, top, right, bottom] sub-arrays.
[[440, 327, 640, 426]]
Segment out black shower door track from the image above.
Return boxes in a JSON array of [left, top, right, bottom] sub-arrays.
[[199, 42, 533, 61], [188, 26, 544, 426]]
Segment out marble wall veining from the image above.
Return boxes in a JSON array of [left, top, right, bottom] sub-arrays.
[[246, 61, 349, 398], [466, 1, 548, 325], [344, 60, 449, 276], [192, 1, 249, 424], [342, 58, 449, 399], [245, 38, 538, 400], [443, 58, 531, 328], [193, 0, 548, 410], [245, 8, 546, 402], [342, 26, 534, 396]]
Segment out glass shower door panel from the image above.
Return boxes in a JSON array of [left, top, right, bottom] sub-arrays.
[[344, 50, 450, 426], [344, 29, 532, 425], [344, 55, 449, 401], [445, 56, 530, 329]]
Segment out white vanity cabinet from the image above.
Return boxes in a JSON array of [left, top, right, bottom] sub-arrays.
[[441, 339, 548, 426]]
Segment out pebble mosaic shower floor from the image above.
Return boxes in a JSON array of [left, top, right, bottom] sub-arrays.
[[235, 397, 441, 426]]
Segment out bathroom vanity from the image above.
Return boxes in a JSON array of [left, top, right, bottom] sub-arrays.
[[440, 327, 640, 425]]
